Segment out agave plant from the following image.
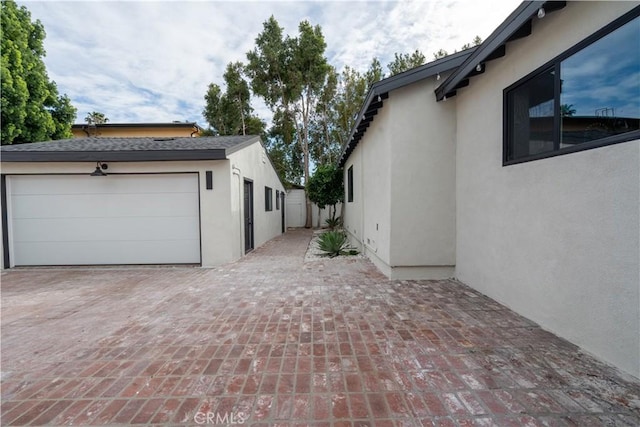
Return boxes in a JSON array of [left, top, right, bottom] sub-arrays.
[[316, 230, 349, 258], [324, 216, 342, 230]]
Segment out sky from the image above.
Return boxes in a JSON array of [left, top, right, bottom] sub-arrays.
[[20, 0, 522, 127]]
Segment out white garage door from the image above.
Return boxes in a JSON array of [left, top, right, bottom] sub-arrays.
[[7, 174, 201, 266]]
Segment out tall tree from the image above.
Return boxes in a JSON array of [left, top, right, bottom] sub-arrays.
[[246, 16, 330, 228], [1, 1, 76, 144], [85, 111, 109, 125], [203, 61, 265, 137], [387, 49, 426, 75]]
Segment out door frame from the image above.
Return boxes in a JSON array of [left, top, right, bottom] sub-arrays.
[[243, 179, 254, 253]]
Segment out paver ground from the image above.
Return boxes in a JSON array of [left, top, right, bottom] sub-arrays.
[[1, 228, 639, 426]]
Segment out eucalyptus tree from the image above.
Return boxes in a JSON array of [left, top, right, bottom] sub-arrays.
[[246, 16, 330, 228], [1, 1, 76, 144], [203, 61, 265, 137]]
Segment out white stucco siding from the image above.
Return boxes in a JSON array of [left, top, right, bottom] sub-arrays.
[[228, 140, 285, 256], [388, 79, 456, 277], [343, 105, 393, 273], [0, 161, 234, 268], [455, 1, 640, 377]]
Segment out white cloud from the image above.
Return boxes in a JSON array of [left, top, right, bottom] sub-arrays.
[[20, 0, 520, 126]]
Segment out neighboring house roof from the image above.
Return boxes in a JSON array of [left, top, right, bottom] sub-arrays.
[[338, 48, 476, 167], [71, 121, 203, 130], [435, 1, 566, 101], [0, 135, 259, 162]]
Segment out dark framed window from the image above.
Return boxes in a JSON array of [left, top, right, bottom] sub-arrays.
[[347, 166, 354, 202], [504, 9, 640, 165], [265, 186, 273, 211], [276, 190, 280, 210]]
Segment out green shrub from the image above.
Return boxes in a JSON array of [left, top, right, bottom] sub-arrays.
[[317, 231, 349, 258], [325, 216, 342, 230]]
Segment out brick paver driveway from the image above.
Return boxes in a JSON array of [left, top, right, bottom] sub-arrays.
[[2, 228, 639, 426]]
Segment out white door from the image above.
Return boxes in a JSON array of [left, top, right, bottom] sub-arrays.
[[6, 174, 200, 266]]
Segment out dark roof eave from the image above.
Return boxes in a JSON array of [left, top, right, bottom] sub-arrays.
[[71, 122, 202, 129], [435, 1, 546, 101], [1, 150, 228, 162], [337, 49, 476, 168]]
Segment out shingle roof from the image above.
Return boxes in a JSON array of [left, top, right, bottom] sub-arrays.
[[1, 135, 260, 162]]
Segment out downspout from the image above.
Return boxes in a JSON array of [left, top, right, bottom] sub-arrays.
[[232, 165, 243, 258]]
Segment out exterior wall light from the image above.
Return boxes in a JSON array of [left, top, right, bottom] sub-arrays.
[[537, 7, 545, 19], [90, 162, 108, 176]]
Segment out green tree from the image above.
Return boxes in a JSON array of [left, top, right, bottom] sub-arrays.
[[246, 16, 330, 228], [387, 49, 426, 75], [85, 111, 109, 125], [1, 1, 76, 144], [306, 163, 344, 225], [203, 61, 265, 137]]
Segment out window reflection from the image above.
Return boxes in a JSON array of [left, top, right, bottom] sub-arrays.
[[560, 17, 640, 147]]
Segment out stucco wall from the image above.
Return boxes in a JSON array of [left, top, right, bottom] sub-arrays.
[[454, 1, 640, 377], [388, 78, 456, 279], [0, 160, 234, 268], [228, 141, 285, 258], [343, 104, 392, 275]]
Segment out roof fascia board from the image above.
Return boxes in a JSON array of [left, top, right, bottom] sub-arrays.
[[435, 1, 545, 101], [1, 150, 228, 162], [224, 135, 262, 155], [338, 49, 475, 167]]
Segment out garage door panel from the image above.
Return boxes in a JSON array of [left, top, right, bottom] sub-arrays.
[[13, 240, 200, 266], [8, 174, 201, 266], [11, 192, 198, 219], [12, 216, 200, 242]]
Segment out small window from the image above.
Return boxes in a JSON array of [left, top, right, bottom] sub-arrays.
[[265, 186, 273, 211], [504, 11, 640, 164], [276, 190, 280, 210], [347, 166, 354, 203]]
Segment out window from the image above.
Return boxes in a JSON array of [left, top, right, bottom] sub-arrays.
[[504, 11, 639, 164], [347, 166, 354, 202], [276, 190, 280, 210], [265, 186, 272, 211]]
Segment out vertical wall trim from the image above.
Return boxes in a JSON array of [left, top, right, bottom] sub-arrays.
[[1, 175, 10, 269]]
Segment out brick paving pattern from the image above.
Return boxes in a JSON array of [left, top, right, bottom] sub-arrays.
[[1, 228, 639, 426]]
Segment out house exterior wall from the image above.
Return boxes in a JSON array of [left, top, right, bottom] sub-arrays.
[[0, 160, 233, 268], [343, 75, 457, 279], [228, 141, 285, 258], [343, 105, 392, 275], [454, 1, 639, 378], [388, 79, 457, 279], [1, 140, 284, 269], [71, 125, 200, 138]]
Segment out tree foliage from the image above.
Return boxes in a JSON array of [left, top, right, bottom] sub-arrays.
[[306, 163, 343, 221], [433, 36, 483, 60], [1, 1, 76, 144], [85, 111, 109, 125], [203, 61, 265, 138], [246, 16, 331, 227], [387, 49, 426, 76]]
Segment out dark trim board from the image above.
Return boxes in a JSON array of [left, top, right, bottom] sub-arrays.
[[1, 149, 228, 162], [1, 175, 9, 268]]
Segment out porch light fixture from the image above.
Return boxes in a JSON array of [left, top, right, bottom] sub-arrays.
[[476, 63, 482, 72], [537, 7, 545, 19], [90, 162, 108, 176]]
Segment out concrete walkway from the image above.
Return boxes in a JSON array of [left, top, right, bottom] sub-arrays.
[[1, 228, 639, 426]]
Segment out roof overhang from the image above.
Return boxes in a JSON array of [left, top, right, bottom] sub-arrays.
[[0, 150, 228, 162], [435, 1, 566, 101], [338, 49, 476, 168]]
